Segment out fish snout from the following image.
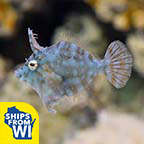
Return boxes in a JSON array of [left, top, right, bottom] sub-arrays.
[[14, 69, 21, 78]]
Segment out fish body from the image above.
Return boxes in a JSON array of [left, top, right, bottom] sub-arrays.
[[43, 40, 106, 94], [15, 28, 133, 113], [44, 40, 100, 78]]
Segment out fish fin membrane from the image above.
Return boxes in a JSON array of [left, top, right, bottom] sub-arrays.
[[104, 40, 133, 88]]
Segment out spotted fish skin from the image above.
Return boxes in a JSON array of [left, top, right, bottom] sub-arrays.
[[44, 41, 102, 78], [43, 40, 105, 95], [15, 28, 133, 113]]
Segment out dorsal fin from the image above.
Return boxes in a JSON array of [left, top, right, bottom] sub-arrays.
[[28, 28, 44, 52]]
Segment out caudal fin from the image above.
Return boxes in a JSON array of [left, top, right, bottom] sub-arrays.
[[104, 41, 133, 88]]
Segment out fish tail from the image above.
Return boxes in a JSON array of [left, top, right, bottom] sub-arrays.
[[103, 41, 133, 88]]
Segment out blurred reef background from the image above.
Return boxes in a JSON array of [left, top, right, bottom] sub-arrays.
[[1, 0, 144, 144]]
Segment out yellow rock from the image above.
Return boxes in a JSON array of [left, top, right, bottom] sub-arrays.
[[132, 10, 144, 29], [127, 33, 144, 75], [113, 13, 130, 31], [0, 0, 18, 36]]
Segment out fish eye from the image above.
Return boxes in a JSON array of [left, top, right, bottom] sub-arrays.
[[28, 60, 38, 71]]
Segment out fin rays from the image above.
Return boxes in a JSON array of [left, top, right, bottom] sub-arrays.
[[104, 41, 133, 88]]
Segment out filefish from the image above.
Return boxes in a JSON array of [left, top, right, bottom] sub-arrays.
[[15, 28, 133, 113]]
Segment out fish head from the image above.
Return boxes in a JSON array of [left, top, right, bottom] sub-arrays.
[[14, 52, 45, 85]]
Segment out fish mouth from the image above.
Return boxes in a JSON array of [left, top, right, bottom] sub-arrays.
[[14, 64, 24, 78], [14, 69, 21, 78]]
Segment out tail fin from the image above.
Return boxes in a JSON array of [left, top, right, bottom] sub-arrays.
[[104, 41, 133, 88]]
